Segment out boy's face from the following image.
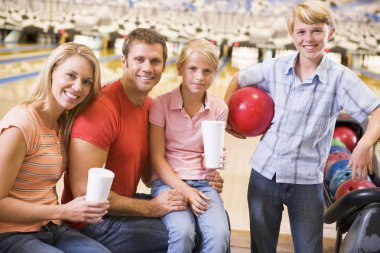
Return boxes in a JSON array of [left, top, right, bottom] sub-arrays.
[[122, 42, 165, 94], [291, 17, 333, 62]]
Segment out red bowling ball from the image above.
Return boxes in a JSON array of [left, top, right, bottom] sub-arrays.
[[335, 179, 376, 200], [227, 87, 274, 137], [333, 126, 358, 152]]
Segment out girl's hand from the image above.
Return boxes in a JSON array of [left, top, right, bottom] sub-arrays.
[[61, 196, 109, 223], [183, 187, 210, 216]]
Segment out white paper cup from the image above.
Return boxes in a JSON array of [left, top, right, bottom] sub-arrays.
[[86, 168, 115, 201], [201, 120, 226, 169]]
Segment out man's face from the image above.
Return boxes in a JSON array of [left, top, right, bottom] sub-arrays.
[[122, 42, 165, 94]]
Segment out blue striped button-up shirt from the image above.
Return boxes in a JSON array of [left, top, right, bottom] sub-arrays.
[[238, 52, 380, 184]]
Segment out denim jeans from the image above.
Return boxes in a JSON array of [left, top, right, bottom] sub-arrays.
[[80, 194, 168, 253], [0, 222, 110, 253], [248, 169, 323, 253], [152, 179, 230, 253]]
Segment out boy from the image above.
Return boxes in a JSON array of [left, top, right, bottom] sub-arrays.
[[224, 1, 380, 252]]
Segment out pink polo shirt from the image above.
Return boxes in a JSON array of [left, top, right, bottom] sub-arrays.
[[149, 86, 228, 180]]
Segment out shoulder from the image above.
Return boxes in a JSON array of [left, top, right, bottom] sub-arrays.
[[1, 105, 37, 130], [206, 93, 228, 117]]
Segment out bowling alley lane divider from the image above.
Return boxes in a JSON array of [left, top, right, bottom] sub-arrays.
[[0, 55, 178, 85], [0, 44, 57, 53], [0, 54, 50, 64]]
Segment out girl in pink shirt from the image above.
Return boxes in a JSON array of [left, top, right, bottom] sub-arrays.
[[149, 39, 230, 253], [0, 43, 110, 253]]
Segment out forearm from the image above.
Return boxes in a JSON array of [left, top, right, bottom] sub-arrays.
[[358, 106, 380, 148], [0, 197, 62, 223], [107, 191, 155, 217], [224, 73, 240, 102], [153, 157, 190, 194]]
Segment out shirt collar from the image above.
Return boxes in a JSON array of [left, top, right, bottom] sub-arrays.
[[169, 85, 210, 111], [284, 52, 330, 85]]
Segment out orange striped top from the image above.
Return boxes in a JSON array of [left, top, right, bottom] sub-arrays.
[[0, 104, 67, 232]]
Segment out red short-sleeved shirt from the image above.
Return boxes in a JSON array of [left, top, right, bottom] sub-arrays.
[[62, 80, 151, 208]]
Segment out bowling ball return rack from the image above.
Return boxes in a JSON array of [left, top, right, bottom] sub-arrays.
[[323, 113, 380, 253]]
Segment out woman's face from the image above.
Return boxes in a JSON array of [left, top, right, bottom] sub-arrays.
[[51, 54, 94, 111]]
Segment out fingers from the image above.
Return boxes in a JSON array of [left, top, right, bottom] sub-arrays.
[[225, 125, 246, 139]]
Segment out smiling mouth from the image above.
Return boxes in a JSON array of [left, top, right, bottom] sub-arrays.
[[138, 75, 154, 81], [64, 91, 79, 100]]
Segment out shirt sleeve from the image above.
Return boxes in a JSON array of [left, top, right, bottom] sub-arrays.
[[337, 68, 380, 123], [0, 106, 36, 153], [71, 100, 117, 152], [149, 96, 166, 128]]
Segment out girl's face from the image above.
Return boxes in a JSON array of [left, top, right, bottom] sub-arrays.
[[291, 16, 334, 63], [178, 51, 216, 95], [51, 54, 93, 112]]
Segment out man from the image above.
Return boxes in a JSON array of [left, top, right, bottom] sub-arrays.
[[62, 28, 224, 253]]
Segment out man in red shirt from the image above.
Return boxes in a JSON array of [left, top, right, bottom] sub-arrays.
[[62, 28, 224, 253]]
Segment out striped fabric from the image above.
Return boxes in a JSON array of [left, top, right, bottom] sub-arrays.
[[0, 104, 67, 232]]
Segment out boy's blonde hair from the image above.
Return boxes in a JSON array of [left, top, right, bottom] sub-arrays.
[[287, 0, 336, 34], [177, 39, 219, 72], [25, 42, 101, 144]]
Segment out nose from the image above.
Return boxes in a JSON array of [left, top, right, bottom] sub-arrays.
[[142, 60, 153, 72], [195, 70, 204, 81], [305, 32, 314, 41], [72, 78, 83, 92]]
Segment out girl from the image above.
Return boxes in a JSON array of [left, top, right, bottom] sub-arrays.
[[149, 39, 230, 253], [0, 42, 110, 253]]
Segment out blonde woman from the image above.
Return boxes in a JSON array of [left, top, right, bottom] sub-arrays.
[[0, 42, 110, 253]]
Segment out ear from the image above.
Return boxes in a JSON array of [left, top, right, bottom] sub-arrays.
[[328, 28, 336, 41], [177, 66, 183, 76], [121, 55, 127, 69]]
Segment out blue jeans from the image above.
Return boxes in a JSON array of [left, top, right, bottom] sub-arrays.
[[248, 169, 323, 253], [0, 222, 110, 253], [80, 194, 168, 253], [152, 179, 230, 253]]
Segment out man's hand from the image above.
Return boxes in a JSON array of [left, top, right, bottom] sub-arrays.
[[206, 171, 224, 193], [149, 189, 187, 217]]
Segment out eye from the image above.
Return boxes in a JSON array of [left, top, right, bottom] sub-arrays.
[[188, 66, 196, 71], [83, 79, 93, 86], [135, 57, 144, 63], [204, 69, 213, 75], [151, 59, 162, 66], [66, 73, 76, 79]]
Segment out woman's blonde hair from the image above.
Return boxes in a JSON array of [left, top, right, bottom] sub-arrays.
[[176, 39, 219, 72], [24, 42, 101, 144], [287, 0, 336, 34]]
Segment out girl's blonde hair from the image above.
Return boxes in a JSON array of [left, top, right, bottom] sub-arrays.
[[288, 0, 336, 34], [24, 42, 101, 144], [177, 39, 219, 72]]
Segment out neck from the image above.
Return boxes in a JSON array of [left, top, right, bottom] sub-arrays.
[[120, 78, 148, 106], [32, 102, 62, 132], [181, 86, 205, 118], [295, 55, 322, 81]]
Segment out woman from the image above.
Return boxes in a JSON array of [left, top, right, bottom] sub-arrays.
[[0, 42, 111, 253]]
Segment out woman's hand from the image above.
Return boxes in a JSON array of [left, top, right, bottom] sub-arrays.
[[61, 196, 109, 223]]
